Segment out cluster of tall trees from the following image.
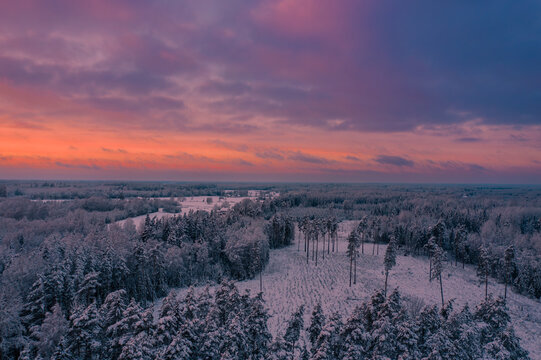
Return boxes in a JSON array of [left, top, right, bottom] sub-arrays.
[[0, 198, 277, 358], [298, 216, 339, 266], [16, 281, 529, 359], [264, 214, 295, 249], [347, 217, 522, 309], [304, 289, 528, 360], [275, 186, 541, 299]]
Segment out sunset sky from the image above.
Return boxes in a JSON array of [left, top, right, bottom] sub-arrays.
[[0, 0, 540, 183]]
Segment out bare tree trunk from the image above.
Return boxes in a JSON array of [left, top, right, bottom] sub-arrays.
[[354, 252, 357, 284], [361, 236, 364, 254], [298, 229, 301, 252], [306, 235, 309, 264], [315, 234, 319, 266], [372, 240, 375, 255], [349, 255, 353, 287], [377, 242, 379, 256], [312, 237, 315, 260], [429, 259, 432, 282], [439, 274, 444, 307], [322, 234, 325, 260], [328, 233, 330, 254], [384, 270, 389, 296]]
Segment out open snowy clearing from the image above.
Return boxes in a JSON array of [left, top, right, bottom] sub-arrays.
[[115, 195, 257, 229], [171, 220, 541, 358]]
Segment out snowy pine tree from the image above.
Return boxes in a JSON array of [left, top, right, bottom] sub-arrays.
[[65, 302, 103, 360], [283, 305, 304, 355], [477, 246, 491, 300], [383, 236, 397, 297], [504, 245, 515, 300], [312, 312, 342, 360], [430, 242, 445, 307], [308, 303, 325, 350]]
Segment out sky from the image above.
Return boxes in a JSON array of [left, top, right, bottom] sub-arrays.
[[0, 0, 540, 183]]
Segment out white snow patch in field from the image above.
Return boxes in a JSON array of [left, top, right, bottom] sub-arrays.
[[115, 196, 257, 229]]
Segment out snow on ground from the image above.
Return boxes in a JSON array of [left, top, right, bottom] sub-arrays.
[[171, 220, 541, 358], [115, 196, 257, 229], [177, 195, 256, 215]]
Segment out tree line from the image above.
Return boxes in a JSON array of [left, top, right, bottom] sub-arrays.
[[16, 281, 528, 359]]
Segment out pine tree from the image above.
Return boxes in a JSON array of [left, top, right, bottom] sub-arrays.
[[244, 292, 271, 359], [220, 314, 247, 359], [118, 307, 155, 360], [425, 236, 437, 282], [35, 303, 68, 359], [369, 290, 419, 359], [283, 305, 304, 354], [76, 272, 101, 307], [118, 333, 154, 360], [355, 216, 368, 255], [416, 305, 442, 356], [340, 306, 368, 360], [477, 246, 491, 300], [312, 312, 342, 360], [21, 276, 48, 336], [504, 245, 515, 300], [308, 303, 325, 350], [155, 291, 182, 350], [474, 296, 529, 359], [430, 243, 445, 307], [140, 215, 153, 243], [383, 236, 397, 297], [100, 289, 128, 359], [454, 225, 467, 266], [65, 302, 103, 360], [346, 231, 359, 287], [107, 299, 144, 360], [445, 304, 482, 359], [160, 334, 192, 360]]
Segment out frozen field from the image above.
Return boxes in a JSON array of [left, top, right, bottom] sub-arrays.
[[171, 220, 541, 358], [116, 195, 257, 229]]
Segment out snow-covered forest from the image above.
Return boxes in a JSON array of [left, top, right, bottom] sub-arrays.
[[0, 181, 539, 359]]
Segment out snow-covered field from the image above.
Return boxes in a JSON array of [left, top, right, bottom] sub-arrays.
[[115, 195, 257, 229], [172, 220, 541, 358]]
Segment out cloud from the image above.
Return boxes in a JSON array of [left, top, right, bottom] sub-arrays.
[[374, 155, 414, 167], [255, 149, 285, 160], [288, 151, 332, 164], [102, 148, 127, 154], [345, 155, 361, 161], [211, 139, 249, 152], [456, 137, 482, 143], [1, 0, 540, 133], [236, 159, 254, 167], [55, 161, 101, 170], [198, 79, 252, 96]]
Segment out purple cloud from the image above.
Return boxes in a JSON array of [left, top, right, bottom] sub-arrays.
[[375, 155, 414, 167], [288, 151, 332, 164]]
